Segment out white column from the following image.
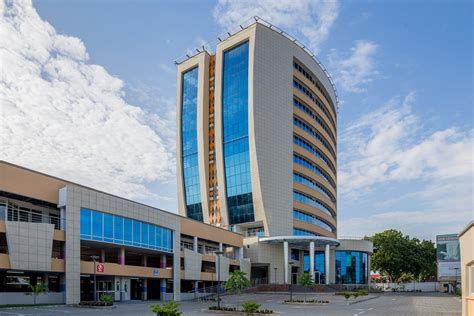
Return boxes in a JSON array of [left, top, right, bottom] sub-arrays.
[[309, 241, 315, 282], [193, 236, 198, 252], [219, 242, 223, 252], [283, 241, 289, 284], [238, 247, 244, 260], [325, 244, 330, 285]]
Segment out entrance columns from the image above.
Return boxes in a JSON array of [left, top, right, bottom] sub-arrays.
[[193, 236, 198, 252], [160, 254, 167, 300], [309, 241, 315, 282], [119, 247, 125, 265], [283, 241, 289, 284], [325, 244, 330, 285], [142, 279, 148, 300]]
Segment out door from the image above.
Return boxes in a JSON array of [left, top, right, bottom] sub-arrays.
[[130, 279, 142, 300]]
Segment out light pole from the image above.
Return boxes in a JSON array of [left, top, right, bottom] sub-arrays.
[[450, 267, 460, 293], [274, 267, 278, 291], [288, 260, 295, 302], [90, 255, 99, 301], [215, 250, 224, 309]]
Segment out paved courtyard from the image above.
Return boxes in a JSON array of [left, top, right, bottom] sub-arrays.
[[0, 292, 461, 315]]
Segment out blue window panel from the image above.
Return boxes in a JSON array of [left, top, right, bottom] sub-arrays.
[[335, 251, 368, 284], [156, 226, 162, 250], [303, 251, 326, 283], [80, 208, 174, 253], [114, 215, 123, 244], [103, 213, 113, 242], [80, 208, 91, 239], [293, 191, 333, 216], [293, 228, 319, 236], [124, 218, 133, 246], [133, 220, 141, 246], [142, 223, 149, 247], [91, 211, 103, 241], [222, 41, 254, 225], [293, 210, 334, 232], [181, 67, 203, 221], [149, 225, 156, 248], [293, 173, 334, 202]]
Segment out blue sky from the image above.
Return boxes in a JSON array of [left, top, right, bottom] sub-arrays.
[[1, 0, 472, 241]]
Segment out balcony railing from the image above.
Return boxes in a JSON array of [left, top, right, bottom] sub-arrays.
[[1, 201, 63, 230]]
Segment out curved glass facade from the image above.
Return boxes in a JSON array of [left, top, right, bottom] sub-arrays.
[[181, 67, 203, 221], [80, 208, 173, 253], [293, 228, 319, 236], [303, 251, 325, 283], [222, 41, 254, 225], [335, 251, 368, 284], [293, 210, 334, 232]]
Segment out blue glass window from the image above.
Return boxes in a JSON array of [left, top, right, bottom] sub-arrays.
[[80, 208, 174, 253], [92, 211, 103, 241], [293, 154, 335, 187], [114, 216, 123, 243], [293, 228, 319, 236], [133, 220, 141, 246], [293, 210, 334, 232], [222, 41, 254, 225], [293, 172, 335, 202], [293, 116, 335, 159], [181, 67, 203, 221], [293, 98, 335, 142], [293, 191, 334, 216], [80, 208, 91, 239], [124, 218, 133, 246], [335, 251, 368, 284], [293, 135, 334, 171], [103, 213, 113, 242], [303, 251, 325, 283]]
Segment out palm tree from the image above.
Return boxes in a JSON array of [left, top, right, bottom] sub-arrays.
[[224, 270, 251, 294], [26, 282, 48, 305]]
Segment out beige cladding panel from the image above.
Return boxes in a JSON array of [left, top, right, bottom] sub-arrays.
[[337, 239, 373, 254], [180, 217, 243, 247], [183, 248, 203, 280], [293, 219, 335, 238]]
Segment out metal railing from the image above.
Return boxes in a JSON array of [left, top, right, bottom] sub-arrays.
[[2, 201, 63, 230], [174, 16, 339, 112]]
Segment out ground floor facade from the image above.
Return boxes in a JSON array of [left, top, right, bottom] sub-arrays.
[[0, 161, 372, 305]]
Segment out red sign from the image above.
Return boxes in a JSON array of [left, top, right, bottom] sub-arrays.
[[97, 264, 104, 273]]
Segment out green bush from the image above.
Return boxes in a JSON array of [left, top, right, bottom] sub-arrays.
[[241, 300, 261, 316], [297, 272, 314, 287], [150, 301, 181, 316], [99, 294, 113, 304], [343, 293, 351, 300]]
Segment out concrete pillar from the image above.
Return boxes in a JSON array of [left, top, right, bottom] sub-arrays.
[[142, 279, 148, 300], [309, 241, 315, 282], [283, 241, 289, 284], [59, 273, 66, 293], [160, 279, 166, 301], [142, 255, 147, 267], [43, 274, 49, 289], [118, 247, 125, 265], [219, 242, 223, 252], [238, 247, 244, 260], [193, 236, 198, 252], [160, 254, 167, 268], [100, 249, 105, 263], [325, 244, 330, 285]]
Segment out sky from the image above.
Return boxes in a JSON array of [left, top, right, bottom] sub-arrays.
[[0, 0, 472, 241]]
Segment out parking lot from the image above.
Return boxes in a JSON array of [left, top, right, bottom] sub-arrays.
[[0, 292, 461, 315]]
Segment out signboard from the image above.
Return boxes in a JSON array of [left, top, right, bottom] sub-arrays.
[[97, 264, 104, 273], [436, 234, 460, 262], [153, 269, 159, 277]]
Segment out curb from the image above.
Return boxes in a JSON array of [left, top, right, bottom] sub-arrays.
[[348, 296, 380, 305]]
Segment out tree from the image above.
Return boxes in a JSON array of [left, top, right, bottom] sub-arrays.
[[150, 301, 181, 316], [224, 270, 251, 293], [25, 282, 48, 305], [298, 272, 314, 287], [367, 229, 437, 283]]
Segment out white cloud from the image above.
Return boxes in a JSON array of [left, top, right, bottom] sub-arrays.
[[0, 0, 175, 201], [213, 0, 339, 53], [338, 92, 473, 239], [328, 40, 379, 93]]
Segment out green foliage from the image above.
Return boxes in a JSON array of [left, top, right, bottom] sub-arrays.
[[241, 300, 261, 315], [366, 229, 436, 282], [150, 301, 181, 316], [25, 282, 48, 305], [99, 294, 113, 304], [224, 270, 251, 293], [343, 293, 351, 300], [297, 272, 314, 287]]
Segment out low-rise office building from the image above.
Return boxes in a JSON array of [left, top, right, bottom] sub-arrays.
[[436, 233, 461, 293], [0, 161, 248, 305]]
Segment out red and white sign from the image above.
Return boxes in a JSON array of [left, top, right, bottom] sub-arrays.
[[96, 264, 104, 273]]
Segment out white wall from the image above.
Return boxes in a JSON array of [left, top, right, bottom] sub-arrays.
[[375, 282, 440, 292]]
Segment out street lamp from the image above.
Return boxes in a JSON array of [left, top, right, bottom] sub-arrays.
[[215, 250, 224, 309], [288, 260, 295, 302], [90, 255, 99, 301], [274, 267, 278, 284]]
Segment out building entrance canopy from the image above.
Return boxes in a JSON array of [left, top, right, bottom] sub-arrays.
[[260, 236, 340, 248]]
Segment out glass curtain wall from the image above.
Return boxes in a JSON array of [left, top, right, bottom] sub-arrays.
[[181, 67, 203, 221], [222, 41, 254, 224], [335, 251, 368, 284]]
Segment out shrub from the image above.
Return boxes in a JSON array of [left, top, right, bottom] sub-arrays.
[[343, 293, 351, 300], [297, 272, 314, 287], [99, 294, 113, 304], [150, 301, 181, 316], [209, 306, 237, 311], [241, 300, 261, 316], [78, 301, 112, 306]]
